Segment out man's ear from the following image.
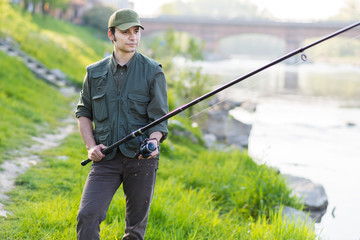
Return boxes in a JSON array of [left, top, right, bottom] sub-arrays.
[[108, 29, 115, 42], [107, 29, 113, 40]]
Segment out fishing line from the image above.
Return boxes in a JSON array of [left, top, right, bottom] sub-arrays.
[[301, 33, 360, 61], [186, 32, 360, 121], [188, 51, 308, 120]]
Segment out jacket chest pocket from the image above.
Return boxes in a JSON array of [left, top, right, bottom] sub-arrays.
[[92, 93, 108, 122], [127, 93, 150, 121], [92, 71, 107, 93]]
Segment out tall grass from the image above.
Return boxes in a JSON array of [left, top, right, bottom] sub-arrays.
[[0, 132, 316, 240]]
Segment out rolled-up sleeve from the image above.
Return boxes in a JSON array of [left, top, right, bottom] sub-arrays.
[[75, 72, 93, 120], [147, 65, 169, 142]]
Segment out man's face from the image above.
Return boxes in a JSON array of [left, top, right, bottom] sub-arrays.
[[110, 26, 141, 53]]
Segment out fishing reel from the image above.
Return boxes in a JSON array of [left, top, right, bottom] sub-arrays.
[[136, 138, 159, 158]]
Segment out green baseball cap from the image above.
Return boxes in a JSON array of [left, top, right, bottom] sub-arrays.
[[108, 9, 144, 30]]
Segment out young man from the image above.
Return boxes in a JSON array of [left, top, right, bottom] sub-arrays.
[[75, 9, 168, 240]]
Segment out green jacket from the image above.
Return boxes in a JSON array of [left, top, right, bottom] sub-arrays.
[[75, 52, 168, 160]]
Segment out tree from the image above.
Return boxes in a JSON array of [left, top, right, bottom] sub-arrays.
[[21, 0, 69, 15], [145, 29, 213, 117], [82, 5, 116, 31]]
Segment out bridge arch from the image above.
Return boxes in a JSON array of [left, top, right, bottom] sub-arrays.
[[218, 33, 286, 58], [141, 17, 360, 55]]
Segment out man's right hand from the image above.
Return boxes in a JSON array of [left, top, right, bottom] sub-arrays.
[[88, 144, 107, 162]]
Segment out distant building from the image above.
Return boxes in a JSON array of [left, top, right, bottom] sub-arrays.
[[45, 0, 88, 24], [68, 0, 88, 24]]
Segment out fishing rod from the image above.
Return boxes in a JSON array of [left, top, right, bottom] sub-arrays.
[[81, 21, 360, 166]]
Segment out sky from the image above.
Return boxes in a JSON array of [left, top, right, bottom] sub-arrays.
[[132, 0, 347, 21]]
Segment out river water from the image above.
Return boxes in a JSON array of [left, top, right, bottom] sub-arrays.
[[247, 96, 360, 240], [181, 57, 360, 240]]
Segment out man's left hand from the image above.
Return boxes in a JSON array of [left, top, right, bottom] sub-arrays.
[[138, 138, 159, 159]]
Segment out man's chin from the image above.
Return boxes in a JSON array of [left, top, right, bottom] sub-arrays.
[[126, 47, 137, 53]]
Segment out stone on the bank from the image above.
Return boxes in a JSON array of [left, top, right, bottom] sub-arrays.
[[203, 133, 217, 148], [281, 206, 314, 228], [284, 174, 328, 222], [168, 120, 199, 144], [201, 100, 255, 149], [51, 69, 67, 80]]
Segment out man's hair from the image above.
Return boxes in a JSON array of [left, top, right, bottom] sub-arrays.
[[109, 27, 116, 43], [109, 27, 116, 36]]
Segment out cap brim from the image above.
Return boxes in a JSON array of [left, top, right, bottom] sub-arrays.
[[116, 22, 144, 31]]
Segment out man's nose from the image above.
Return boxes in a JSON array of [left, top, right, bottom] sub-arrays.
[[129, 32, 136, 40]]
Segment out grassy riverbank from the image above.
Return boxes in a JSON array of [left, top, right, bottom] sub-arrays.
[[0, 51, 72, 163], [0, 2, 108, 86], [0, 2, 318, 239], [0, 130, 316, 239]]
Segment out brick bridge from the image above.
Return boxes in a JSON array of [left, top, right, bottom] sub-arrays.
[[141, 17, 360, 53]]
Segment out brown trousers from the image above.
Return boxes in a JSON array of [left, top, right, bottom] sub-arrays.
[[77, 151, 159, 240]]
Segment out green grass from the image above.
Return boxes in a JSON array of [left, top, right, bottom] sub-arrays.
[[0, 51, 73, 163], [0, 2, 110, 86], [0, 132, 316, 240], [0, 1, 106, 161]]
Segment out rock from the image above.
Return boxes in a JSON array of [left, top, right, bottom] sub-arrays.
[[280, 206, 314, 228], [172, 128, 198, 144], [203, 133, 217, 148], [204, 110, 228, 141], [168, 120, 199, 144], [51, 69, 67, 80], [201, 99, 255, 149], [227, 117, 252, 148], [240, 101, 257, 112], [284, 174, 328, 222]]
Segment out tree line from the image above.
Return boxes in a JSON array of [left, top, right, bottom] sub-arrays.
[[17, 0, 360, 27], [21, 0, 69, 15]]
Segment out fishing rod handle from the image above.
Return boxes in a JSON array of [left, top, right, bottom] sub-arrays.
[[80, 143, 116, 166], [81, 159, 91, 166]]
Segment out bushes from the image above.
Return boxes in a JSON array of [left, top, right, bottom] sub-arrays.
[[82, 5, 116, 31]]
